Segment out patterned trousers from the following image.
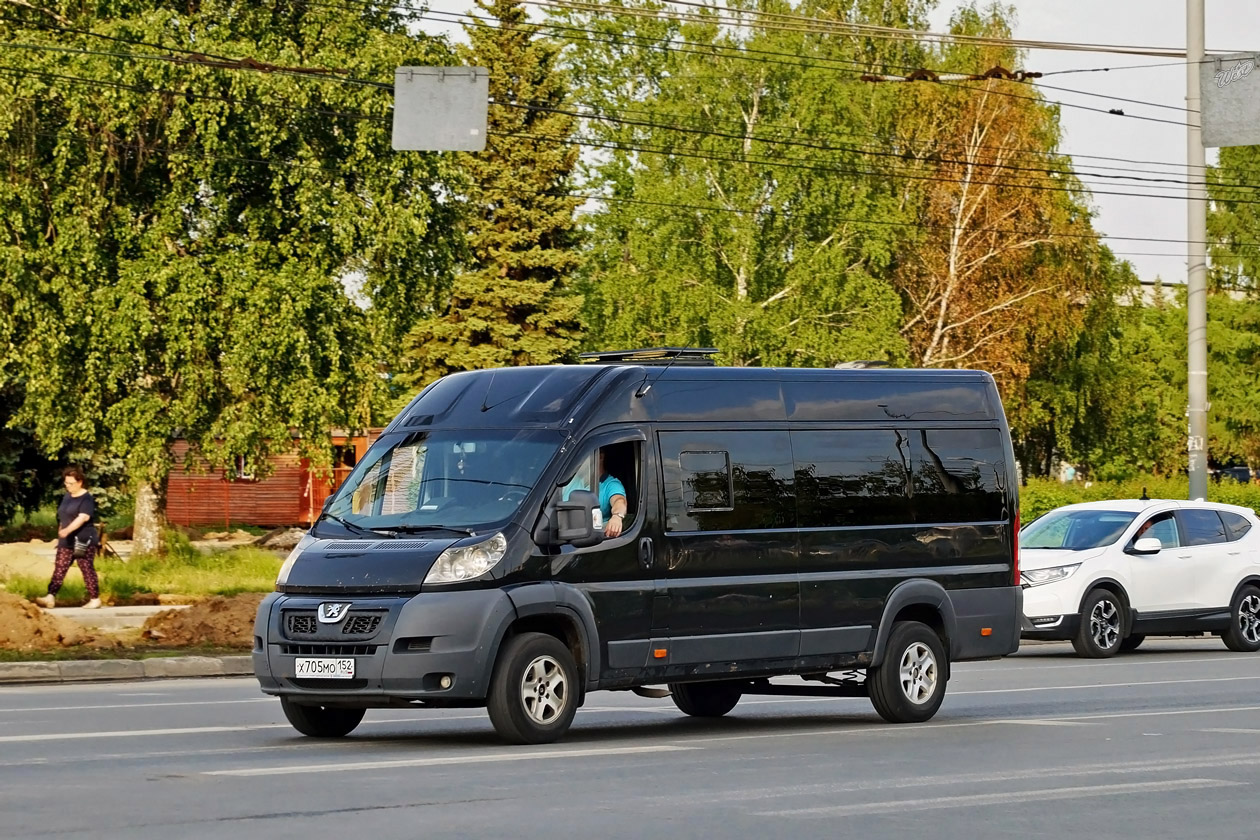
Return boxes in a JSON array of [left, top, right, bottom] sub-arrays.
[[48, 546, 99, 599]]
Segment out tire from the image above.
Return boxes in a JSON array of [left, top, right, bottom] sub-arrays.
[[868, 621, 947, 724], [1071, 589, 1124, 658], [1119, 633, 1146, 652], [487, 632, 579, 745], [1223, 585, 1260, 653], [279, 697, 365, 738], [668, 681, 743, 717]]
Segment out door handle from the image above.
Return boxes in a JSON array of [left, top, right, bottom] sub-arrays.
[[639, 537, 654, 569]]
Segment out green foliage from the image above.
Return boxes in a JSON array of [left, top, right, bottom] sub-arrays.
[[1209, 145, 1260, 292], [1019, 476, 1260, 523], [396, 0, 583, 391], [0, 2, 461, 544]]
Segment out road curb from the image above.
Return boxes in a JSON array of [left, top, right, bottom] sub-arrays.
[[0, 655, 253, 685]]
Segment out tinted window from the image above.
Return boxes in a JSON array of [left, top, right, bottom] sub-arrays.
[[1221, 511, 1253, 542], [660, 431, 794, 532], [1180, 508, 1229, 546], [783, 379, 992, 421], [792, 430, 912, 528], [909, 428, 1006, 523]]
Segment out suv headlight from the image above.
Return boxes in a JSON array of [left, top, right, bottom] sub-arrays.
[[424, 533, 508, 585], [1021, 563, 1080, 587]]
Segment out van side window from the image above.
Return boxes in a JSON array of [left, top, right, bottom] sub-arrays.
[[908, 428, 1006, 523], [660, 431, 794, 532], [792, 430, 912, 528]]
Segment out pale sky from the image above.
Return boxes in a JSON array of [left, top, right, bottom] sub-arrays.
[[413, 1, 1260, 284]]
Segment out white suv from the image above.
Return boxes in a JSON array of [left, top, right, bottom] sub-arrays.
[[1020, 499, 1260, 657]]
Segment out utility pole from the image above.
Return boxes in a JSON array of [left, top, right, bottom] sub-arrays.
[[1186, 0, 1208, 501]]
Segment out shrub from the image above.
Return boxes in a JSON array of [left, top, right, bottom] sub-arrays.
[[1019, 476, 1260, 523]]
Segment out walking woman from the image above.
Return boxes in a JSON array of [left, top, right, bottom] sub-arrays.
[[36, 467, 101, 609]]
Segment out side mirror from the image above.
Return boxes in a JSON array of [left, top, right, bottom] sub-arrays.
[[1131, 537, 1162, 554], [535, 489, 603, 548]]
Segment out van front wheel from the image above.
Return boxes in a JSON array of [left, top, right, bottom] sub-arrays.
[[668, 681, 743, 717], [487, 632, 579, 745], [868, 621, 947, 724], [280, 698, 365, 737]]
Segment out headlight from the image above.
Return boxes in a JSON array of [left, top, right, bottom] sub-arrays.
[[276, 534, 315, 586], [425, 532, 508, 585], [1021, 563, 1080, 587]]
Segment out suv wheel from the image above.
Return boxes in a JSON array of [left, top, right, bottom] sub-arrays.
[[1072, 589, 1124, 658], [487, 632, 579, 744], [668, 681, 743, 717], [1223, 585, 1260, 653], [868, 621, 947, 723], [280, 698, 365, 737]]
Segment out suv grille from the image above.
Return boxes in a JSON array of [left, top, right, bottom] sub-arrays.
[[343, 615, 382, 635]]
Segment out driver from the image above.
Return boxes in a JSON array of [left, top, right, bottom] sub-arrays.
[[565, 448, 628, 537]]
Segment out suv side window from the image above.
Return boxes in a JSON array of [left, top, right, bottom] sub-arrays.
[[1220, 511, 1253, 542], [1133, 512, 1179, 549], [1179, 508, 1229, 546]]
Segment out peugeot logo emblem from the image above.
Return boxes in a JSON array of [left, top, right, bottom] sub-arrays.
[[318, 602, 352, 624]]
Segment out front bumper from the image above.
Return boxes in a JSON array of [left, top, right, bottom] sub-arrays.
[[1019, 611, 1081, 641], [252, 589, 515, 705]]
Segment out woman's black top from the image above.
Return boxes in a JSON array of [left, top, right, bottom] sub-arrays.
[[57, 492, 96, 549]]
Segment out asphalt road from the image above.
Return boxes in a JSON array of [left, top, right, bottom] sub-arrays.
[[2, 638, 1258, 839]]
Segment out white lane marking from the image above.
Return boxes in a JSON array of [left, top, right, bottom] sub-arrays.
[[966, 655, 1256, 673], [0, 699, 272, 714], [205, 744, 698, 777], [753, 779, 1243, 818], [989, 719, 1095, 726], [648, 751, 1260, 808], [1202, 728, 1260, 734], [0, 724, 291, 743], [683, 704, 1260, 744], [952, 675, 1260, 695]]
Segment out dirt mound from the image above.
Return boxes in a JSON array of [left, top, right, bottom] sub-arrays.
[[141, 594, 263, 647], [0, 592, 91, 649]]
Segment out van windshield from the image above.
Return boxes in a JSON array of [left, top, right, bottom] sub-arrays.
[[1021, 510, 1137, 550], [322, 429, 561, 533]]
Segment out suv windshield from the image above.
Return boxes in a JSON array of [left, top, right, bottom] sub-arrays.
[[321, 429, 561, 534], [1021, 510, 1138, 550]]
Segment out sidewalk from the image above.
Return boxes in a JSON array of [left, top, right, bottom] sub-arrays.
[[0, 604, 253, 685]]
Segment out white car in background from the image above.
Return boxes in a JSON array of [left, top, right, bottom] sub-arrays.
[[1019, 499, 1260, 657]]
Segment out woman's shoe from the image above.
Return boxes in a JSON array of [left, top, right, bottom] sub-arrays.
[[83, 598, 102, 609], [36, 594, 55, 609]]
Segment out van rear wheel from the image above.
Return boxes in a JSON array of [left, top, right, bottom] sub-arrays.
[[668, 681, 743, 717], [487, 632, 579, 745], [280, 698, 365, 738], [868, 621, 947, 724]]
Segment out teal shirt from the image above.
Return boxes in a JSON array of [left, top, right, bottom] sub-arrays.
[[564, 473, 627, 518]]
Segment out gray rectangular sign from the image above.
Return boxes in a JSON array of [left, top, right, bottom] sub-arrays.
[[393, 66, 489, 152], [1200, 52, 1260, 148]]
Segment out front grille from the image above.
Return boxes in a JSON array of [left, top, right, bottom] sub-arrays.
[[343, 615, 382, 635], [287, 613, 317, 635], [291, 678, 369, 690], [281, 643, 378, 656]]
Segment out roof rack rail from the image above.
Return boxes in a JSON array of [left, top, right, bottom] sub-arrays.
[[579, 347, 720, 367]]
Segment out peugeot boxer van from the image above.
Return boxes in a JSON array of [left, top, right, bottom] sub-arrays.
[[253, 349, 1022, 744]]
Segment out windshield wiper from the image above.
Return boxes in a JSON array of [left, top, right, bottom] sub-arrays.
[[388, 524, 478, 537], [317, 512, 397, 538]]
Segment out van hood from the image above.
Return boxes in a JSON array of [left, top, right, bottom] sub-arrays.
[[277, 536, 463, 594], [1019, 547, 1107, 571]]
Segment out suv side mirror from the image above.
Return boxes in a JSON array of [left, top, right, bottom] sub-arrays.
[[534, 489, 603, 548], [1130, 537, 1162, 554]]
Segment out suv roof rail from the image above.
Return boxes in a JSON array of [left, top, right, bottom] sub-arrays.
[[578, 347, 720, 366]]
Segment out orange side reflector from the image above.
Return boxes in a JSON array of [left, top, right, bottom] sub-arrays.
[[653, 649, 668, 659], [980, 627, 993, 637]]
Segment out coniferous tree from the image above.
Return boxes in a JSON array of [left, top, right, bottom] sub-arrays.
[[397, 0, 583, 389]]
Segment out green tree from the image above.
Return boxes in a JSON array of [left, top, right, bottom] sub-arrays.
[[395, 0, 584, 389], [0, 2, 459, 553]]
